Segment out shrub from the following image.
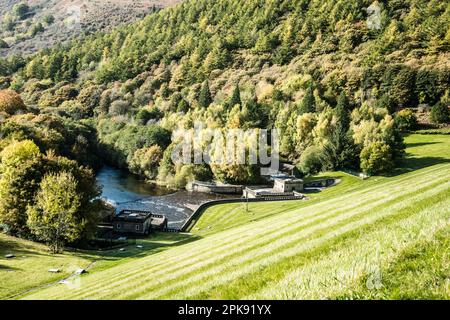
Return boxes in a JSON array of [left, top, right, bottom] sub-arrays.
[[298, 145, 324, 176], [430, 103, 450, 124], [30, 22, 45, 37], [394, 109, 418, 131], [43, 15, 55, 25], [109, 100, 130, 116], [13, 3, 30, 20], [0, 89, 27, 115]]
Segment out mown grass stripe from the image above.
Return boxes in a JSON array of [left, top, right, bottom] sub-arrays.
[[252, 197, 450, 299], [145, 182, 450, 299], [58, 167, 450, 299], [28, 168, 450, 300]]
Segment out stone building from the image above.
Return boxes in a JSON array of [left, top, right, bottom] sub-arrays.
[[273, 177, 304, 193]]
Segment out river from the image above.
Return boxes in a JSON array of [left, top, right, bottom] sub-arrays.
[[96, 166, 235, 230]]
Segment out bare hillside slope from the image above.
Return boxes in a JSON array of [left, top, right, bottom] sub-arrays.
[[0, 0, 181, 56]]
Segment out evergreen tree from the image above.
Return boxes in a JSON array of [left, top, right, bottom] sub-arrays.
[[229, 83, 242, 108], [198, 80, 212, 108], [335, 92, 351, 131], [299, 86, 315, 114], [431, 102, 450, 124], [391, 67, 417, 108]]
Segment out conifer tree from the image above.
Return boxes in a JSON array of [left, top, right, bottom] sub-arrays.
[[229, 83, 241, 108], [198, 80, 212, 108]]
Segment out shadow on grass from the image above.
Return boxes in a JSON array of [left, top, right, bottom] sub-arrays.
[[303, 189, 321, 194], [404, 141, 441, 148], [0, 235, 49, 259], [302, 175, 344, 182], [388, 156, 450, 177], [73, 232, 202, 261], [0, 264, 20, 271]]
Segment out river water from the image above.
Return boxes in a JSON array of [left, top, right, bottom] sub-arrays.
[[96, 166, 235, 230]]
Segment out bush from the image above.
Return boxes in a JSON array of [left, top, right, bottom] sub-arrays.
[[0, 89, 27, 115], [135, 107, 163, 125], [109, 100, 130, 116], [13, 3, 30, 20], [30, 23, 45, 37], [394, 109, 418, 131], [298, 145, 323, 176], [360, 142, 394, 175], [430, 103, 450, 124], [43, 15, 55, 25]]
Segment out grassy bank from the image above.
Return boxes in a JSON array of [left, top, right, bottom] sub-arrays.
[[11, 134, 448, 300]]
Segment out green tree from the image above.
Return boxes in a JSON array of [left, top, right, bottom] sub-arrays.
[[377, 95, 396, 114], [299, 86, 315, 114], [394, 109, 418, 131], [0, 140, 42, 235], [27, 172, 82, 253], [177, 99, 190, 113], [229, 83, 242, 108], [430, 102, 450, 124], [198, 80, 212, 108], [298, 145, 323, 176], [391, 67, 417, 108], [360, 141, 394, 175], [13, 3, 30, 20], [335, 92, 351, 130], [415, 69, 439, 105]]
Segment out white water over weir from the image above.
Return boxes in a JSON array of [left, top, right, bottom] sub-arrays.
[[96, 166, 235, 230]]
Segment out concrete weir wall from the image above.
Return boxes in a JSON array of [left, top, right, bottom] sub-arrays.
[[181, 197, 304, 232], [190, 181, 243, 194]]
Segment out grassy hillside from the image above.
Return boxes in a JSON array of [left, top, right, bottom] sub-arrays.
[[0, 233, 93, 299], [0, 232, 195, 299], [14, 133, 449, 300]]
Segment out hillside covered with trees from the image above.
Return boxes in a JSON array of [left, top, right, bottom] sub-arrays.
[[1, 0, 449, 191]]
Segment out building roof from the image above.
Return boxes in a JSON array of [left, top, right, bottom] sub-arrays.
[[114, 210, 153, 223]]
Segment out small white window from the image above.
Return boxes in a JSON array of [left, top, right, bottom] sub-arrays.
[[117, 224, 121, 229], [135, 225, 140, 231]]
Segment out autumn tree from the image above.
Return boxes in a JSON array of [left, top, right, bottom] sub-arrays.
[[27, 172, 82, 253], [0, 140, 42, 235], [129, 145, 163, 179], [360, 141, 394, 175], [0, 89, 27, 115]]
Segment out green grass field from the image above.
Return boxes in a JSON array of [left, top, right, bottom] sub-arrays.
[[1, 134, 449, 300]]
